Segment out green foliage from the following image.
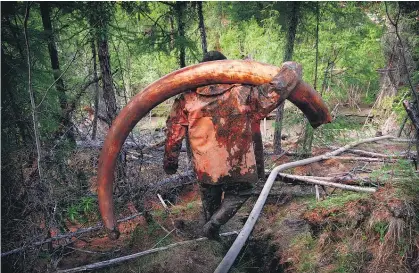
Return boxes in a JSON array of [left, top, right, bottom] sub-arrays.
[[373, 221, 389, 243], [313, 116, 366, 146], [65, 196, 98, 223], [308, 192, 367, 210], [371, 159, 419, 198]]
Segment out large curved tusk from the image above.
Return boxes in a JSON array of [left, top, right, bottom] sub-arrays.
[[97, 60, 331, 238]]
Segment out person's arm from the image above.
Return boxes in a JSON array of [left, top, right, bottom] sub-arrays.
[[252, 62, 302, 120], [163, 96, 188, 174]]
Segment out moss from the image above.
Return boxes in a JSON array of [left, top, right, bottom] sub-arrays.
[[290, 233, 318, 273]]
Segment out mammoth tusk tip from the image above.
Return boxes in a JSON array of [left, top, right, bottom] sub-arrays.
[[108, 229, 121, 240]]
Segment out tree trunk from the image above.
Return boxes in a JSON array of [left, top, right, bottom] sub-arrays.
[[302, 2, 319, 155], [39, 2, 73, 141], [97, 37, 117, 123], [403, 100, 419, 163], [91, 39, 99, 140], [169, 15, 175, 50], [175, 2, 186, 68], [197, 1, 207, 55], [273, 2, 300, 153]]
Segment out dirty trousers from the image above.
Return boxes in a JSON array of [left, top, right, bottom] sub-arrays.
[[199, 182, 253, 226]]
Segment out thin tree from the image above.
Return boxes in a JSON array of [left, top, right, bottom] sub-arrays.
[[24, 3, 43, 180], [91, 39, 100, 140], [89, 2, 118, 123], [39, 2, 73, 141], [302, 2, 320, 155], [175, 2, 186, 68], [197, 1, 207, 54], [273, 2, 300, 153], [385, 2, 419, 160]]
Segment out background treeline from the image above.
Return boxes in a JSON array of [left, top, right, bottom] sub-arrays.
[[1, 2, 418, 272]]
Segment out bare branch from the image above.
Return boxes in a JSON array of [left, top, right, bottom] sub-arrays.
[[24, 3, 43, 180], [277, 173, 376, 193], [56, 231, 238, 273]]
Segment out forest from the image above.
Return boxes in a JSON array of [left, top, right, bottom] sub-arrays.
[[1, 1, 419, 273]]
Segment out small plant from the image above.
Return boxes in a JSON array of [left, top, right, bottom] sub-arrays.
[[373, 221, 388, 243], [66, 205, 80, 223], [80, 196, 95, 213], [65, 196, 98, 223], [186, 202, 194, 210]]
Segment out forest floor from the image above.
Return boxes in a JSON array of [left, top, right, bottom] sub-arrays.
[[6, 106, 418, 273]]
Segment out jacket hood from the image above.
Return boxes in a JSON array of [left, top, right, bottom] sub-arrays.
[[196, 84, 237, 96]]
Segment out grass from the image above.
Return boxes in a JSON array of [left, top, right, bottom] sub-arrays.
[[307, 192, 368, 210], [290, 233, 317, 273], [370, 159, 419, 198]]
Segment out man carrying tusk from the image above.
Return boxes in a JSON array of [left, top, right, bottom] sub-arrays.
[[163, 51, 303, 240]]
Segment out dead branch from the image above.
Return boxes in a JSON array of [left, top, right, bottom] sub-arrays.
[[153, 170, 195, 188], [277, 173, 376, 193], [387, 138, 415, 143], [343, 113, 374, 118], [329, 156, 396, 162], [1, 213, 142, 257], [24, 3, 43, 180], [277, 174, 376, 186], [143, 140, 165, 152], [56, 231, 239, 273], [330, 147, 405, 158], [157, 194, 168, 210], [76, 140, 143, 149], [215, 135, 394, 273]]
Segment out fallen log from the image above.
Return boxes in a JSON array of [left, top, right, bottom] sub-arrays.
[[329, 156, 396, 162], [388, 138, 415, 143], [277, 174, 378, 186], [330, 147, 404, 158], [56, 231, 239, 273], [214, 135, 394, 273], [277, 173, 376, 193]]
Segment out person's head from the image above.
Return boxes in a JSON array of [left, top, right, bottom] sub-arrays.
[[201, 50, 227, 63]]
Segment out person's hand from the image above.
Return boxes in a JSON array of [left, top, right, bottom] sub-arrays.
[[272, 61, 303, 93]]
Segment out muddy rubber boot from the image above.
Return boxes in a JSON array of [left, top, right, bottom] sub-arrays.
[[202, 193, 250, 241], [209, 194, 250, 225], [199, 184, 222, 222], [202, 220, 221, 241]]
